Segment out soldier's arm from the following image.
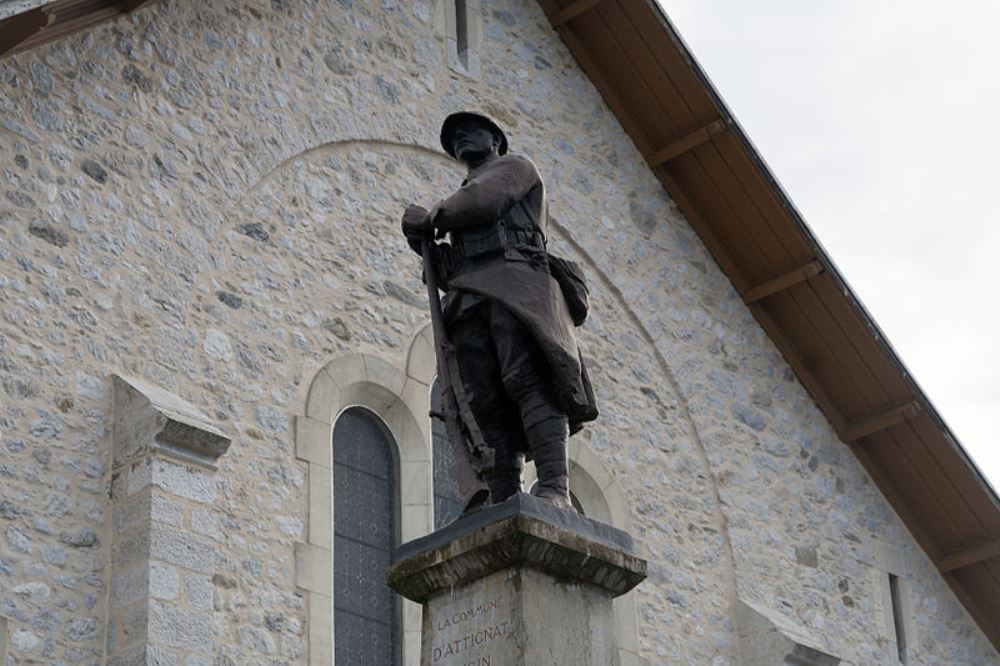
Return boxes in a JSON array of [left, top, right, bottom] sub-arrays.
[[431, 156, 539, 231]]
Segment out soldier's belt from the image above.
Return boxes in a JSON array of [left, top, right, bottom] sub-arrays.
[[453, 225, 544, 262]]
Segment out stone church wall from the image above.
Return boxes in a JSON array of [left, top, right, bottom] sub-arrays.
[[0, 0, 995, 664]]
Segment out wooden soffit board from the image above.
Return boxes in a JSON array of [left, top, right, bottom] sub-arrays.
[[537, 0, 1000, 649], [0, 0, 159, 59]]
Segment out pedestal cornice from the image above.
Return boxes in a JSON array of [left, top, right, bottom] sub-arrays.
[[387, 493, 647, 603]]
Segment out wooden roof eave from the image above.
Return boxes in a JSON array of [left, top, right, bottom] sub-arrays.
[[539, 0, 1000, 650], [656, 0, 1000, 515], [0, 0, 159, 59], [652, 3, 1000, 511]]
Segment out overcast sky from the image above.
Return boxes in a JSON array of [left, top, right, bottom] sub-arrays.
[[658, 1, 1000, 491]]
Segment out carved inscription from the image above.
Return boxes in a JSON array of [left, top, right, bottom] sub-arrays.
[[430, 594, 513, 665]]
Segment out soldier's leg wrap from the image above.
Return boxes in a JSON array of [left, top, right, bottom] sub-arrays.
[[510, 385, 570, 507], [480, 422, 525, 503]]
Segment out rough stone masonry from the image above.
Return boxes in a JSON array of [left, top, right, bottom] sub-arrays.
[[0, 0, 996, 664]]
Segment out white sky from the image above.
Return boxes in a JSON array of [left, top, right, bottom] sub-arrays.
[[658, 1, 1000, 491]]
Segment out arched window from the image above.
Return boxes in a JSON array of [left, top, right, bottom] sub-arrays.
[[431, 380, 463, 529], [332, 407, 400, 665]]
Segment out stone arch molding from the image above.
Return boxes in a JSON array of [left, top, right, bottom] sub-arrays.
[[216, 137, 462, 242]]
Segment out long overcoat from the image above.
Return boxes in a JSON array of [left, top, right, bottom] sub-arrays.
[[432, 153, 598, 432]]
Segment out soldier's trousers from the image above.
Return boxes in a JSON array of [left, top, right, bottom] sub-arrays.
[[447, 299, 569, 502]]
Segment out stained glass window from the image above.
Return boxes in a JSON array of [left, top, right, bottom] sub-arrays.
[[333, 407, 399, 665]]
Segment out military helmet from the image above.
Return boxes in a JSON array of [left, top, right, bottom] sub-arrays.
[[439, 111, 509, 158]]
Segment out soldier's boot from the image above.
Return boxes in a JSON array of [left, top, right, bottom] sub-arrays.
[[480, 424, 525, 503], [488, 452, 525, 504], [532, 439, 573, 511], [518, 393, 575, 512]]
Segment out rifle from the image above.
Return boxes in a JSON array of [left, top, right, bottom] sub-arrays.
[[421, 239, 492, 510]]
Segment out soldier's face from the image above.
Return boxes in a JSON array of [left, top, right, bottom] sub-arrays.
[[452, 123, 498, 162]]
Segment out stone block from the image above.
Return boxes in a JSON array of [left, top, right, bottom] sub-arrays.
[[107, 644, 148, 666], [405, 327, 436, 384], [735, 599, 840, 665], [110, 471, 127, 501], [188, 507, 218, 539], [239, 625, 277, 654], [113, 489, 152, 535], [148, 645, 181, 666], [403, 598, 422, 631], [350, 380, 400, 416], [64, 617, 99, 642], [113, 525, 151, 568], [295, 415, 333, 468], [400, 503, 433, 543], [149, 525, 216, 574], [148, 600, 212, 649], [307, 592, 333, 665], [128, 459, 153, 495], [404, 629, 422, 666], [150, 493, 184, 528], [151, 459, 217, 503], [327, 353, 367, 390], [113, 379, 160, 467], [294, 542, 331, 594], [388, 383, 432, 457], [183, 573, 213, 611], [618, 649, 650, 666], [613, 594, 642, 655], [401, 459, 433, 506], [305, 367, 342, 422], [149, 561, 179, 601], [10, 628, 41, 653], [112, 565, 150, 609], [42, 543, 67, 566], [308, 465, 332, 548], [120, 604, 149, 647]]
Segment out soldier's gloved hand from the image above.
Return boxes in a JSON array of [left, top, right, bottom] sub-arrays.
[[402, 204, 432, 233], [425, 202, 449, 240], [401, 204, 434, 254]]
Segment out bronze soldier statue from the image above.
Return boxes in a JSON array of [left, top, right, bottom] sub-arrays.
[[401, 112, 597, 513]]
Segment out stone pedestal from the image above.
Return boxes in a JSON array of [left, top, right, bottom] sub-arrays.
[[386, 494, 647, 666]]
